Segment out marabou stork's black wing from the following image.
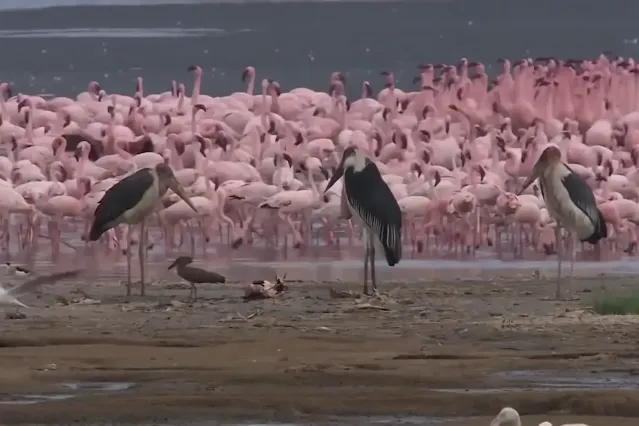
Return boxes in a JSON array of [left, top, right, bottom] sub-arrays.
[[561, 166, 599, 222], [344, 162, 402, 265], [89, 168, 155, 241], [561, 165, 607, 242]]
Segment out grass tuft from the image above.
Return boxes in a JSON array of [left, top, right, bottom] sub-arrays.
[[593, 294, 639, 315]]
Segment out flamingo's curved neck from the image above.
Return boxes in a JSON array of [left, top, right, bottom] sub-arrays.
[[270, 87, 281, 114], [190, 108, 199, 135], [307, 166, 319, 201], [115, 141, 133, 159], [0, 93, 8, 119], [192, 73, 201, 104], [177, 90, 185, 113], [261, 85, 268, 115], [25, 109, 34, 143], [247, 74, 255, 95]]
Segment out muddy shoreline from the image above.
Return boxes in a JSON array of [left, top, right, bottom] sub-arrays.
[[0, 273, 638, 424]]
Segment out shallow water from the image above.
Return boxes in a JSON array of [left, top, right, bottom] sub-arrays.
[[10, 242, 639, 283], [495, 369, 639, 391], [0, 394, 75, 405], [60, 381, 136, 392], [432, 369, 639, 394], [0, 381, 135, 406], [19, 416, 639, 426]]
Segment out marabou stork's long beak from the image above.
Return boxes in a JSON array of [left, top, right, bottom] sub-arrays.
[[168, 177, 198, 213], [517, 161, 544, 195], [167, 259, 179, 270], [324, 161, 344, 193]]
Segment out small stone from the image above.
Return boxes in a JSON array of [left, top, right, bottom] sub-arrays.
[[55, 296, 69, 305], [5, 311, 26, 320], [39, 363, 57, 371], [170, 300, 185, 308]]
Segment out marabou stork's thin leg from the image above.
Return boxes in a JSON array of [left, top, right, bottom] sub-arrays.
[[369, 232, 377, 294], [554, 223, 562, 299], [363, 230, 370, 295], [568, 231, 577, 295], [138, 220, 146, 296], [126, 225, 133, 297]]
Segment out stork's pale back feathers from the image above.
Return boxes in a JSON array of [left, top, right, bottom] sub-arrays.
[[342, 150, 402, 265]]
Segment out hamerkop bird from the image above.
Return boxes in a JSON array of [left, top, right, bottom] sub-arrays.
[[168, 256, 226, 302]]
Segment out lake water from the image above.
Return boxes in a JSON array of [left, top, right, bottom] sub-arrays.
[[1, 0, 638, 99]]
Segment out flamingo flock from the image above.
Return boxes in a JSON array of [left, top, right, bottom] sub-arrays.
[[0, 54, 637, 262]]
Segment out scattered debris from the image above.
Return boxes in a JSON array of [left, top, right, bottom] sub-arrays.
[[170, 300, 186, 309], [236, 310, 262, 321], [5, 311, 26, 319], [349, 303, 390, 311], [243, 273, 288, 301], [77, 298, 101, 305], [329, 287, 357, 298], [219, 309, 263, 322], [38, 363, 57, 371], [164, 282, 190, 290], [55, 295, 70, 306], [1, 262, 32, 277]]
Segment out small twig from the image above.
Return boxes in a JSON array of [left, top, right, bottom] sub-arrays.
[[351, 303, 390, 311], [329, 287, 357, 299], [236, 309, 262, 321]]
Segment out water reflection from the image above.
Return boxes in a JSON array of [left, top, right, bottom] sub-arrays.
[[229, 416, 451, 426], [0, 0, 262, 11], [10, 243, 639, 285], [0, 27, 237, 38], [0, 0, 404, 10]]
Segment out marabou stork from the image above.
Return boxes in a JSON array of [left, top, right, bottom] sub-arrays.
[[89, 163, 197, 297], [324, 147, 402, 295], [518, 145, 607, 299]]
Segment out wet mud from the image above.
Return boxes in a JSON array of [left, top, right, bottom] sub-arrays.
[[0, 270, 639, 424]]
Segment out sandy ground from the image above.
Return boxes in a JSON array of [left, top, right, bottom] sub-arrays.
[[1, 270, 639, 425]]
